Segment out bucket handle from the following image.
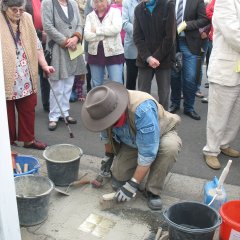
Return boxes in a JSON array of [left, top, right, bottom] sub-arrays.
[[26, 155, 41, 171], [163, 208, 222, 233], [17, 155, 41, 171]]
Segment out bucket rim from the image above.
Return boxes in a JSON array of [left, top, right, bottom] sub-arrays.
[[15, 175, 54, 198], [43, 144, 83, 163], [220, 200, 240, 230], [14, 155, 40, 177], [163, 201, 222, 234]]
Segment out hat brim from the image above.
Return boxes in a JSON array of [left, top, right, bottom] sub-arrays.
[[81, 82, 129, 132]]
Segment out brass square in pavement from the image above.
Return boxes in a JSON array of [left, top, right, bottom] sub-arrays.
[[78, 213, 116, 238]]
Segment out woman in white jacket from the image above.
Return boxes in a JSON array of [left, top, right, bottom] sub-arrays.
[[84, 0, 124, 87]]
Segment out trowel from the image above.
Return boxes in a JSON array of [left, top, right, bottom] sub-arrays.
[[55, 173, 90, 196]]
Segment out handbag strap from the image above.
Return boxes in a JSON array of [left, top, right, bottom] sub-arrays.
[[52, 0, 55, 27], [47, 0, 56, 49]]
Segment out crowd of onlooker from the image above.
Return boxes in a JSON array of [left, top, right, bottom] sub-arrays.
[[1, 0, 240, 170]]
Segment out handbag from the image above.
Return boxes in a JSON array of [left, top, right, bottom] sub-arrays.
[[44, 0, 55, 65], [44, 49, 52, 65], [172, 52, 183, 73]]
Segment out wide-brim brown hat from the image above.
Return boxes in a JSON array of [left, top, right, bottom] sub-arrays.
[[81, 82, 129, 132]]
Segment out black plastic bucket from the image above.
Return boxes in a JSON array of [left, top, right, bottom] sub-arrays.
[[163, 201, 222, 240], [43, 144, 83, 186], [15, 175, 54, 226]]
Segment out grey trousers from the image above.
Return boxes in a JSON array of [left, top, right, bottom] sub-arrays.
[[112, 130, 182, 195], [203, 83, 240, 156], [138, 67, 171, 110]]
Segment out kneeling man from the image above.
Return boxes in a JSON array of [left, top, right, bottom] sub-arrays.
[[81, 82, 182, 210]]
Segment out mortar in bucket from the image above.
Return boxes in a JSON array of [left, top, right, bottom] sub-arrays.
[[219, 200, 240, 240], [15, 175, 54, 226], [163, 201, 222, 240], [43, 144, 83, 186]]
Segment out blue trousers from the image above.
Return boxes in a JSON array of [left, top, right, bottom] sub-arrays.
[[90, 64, 123, 87], [171, 37, 198, 112]]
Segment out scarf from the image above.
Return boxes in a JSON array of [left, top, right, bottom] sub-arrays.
[[146, 0, 156, 13], [113, 111, 127, 128]]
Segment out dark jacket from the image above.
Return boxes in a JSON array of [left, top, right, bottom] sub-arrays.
[[180, 0, 209, 55], [133, 0, 176, 69]]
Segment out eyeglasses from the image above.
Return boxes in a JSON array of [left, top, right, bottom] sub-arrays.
[[9, 7, 25, 14]]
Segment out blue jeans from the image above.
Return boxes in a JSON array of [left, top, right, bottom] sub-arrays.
[[90, 64, 123, 87], [171, 38, 198, 112]]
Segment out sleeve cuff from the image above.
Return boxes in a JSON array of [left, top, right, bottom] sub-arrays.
[[96, 27, 104, 35], [72, 32, 82, 42], [137, 153, 155, 166], [146, 56, 152, 63]]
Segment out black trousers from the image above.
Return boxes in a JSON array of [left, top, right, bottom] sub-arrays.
[[39, 66, 50, 111], [125, 58, 138, 90], [138, 67, 171, 110], [86, 63, 92, 93]]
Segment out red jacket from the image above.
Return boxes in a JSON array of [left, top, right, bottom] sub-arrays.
[[206, 0, 216, 41]]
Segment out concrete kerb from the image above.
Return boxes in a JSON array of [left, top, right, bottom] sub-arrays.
[[14, 152, 240, 240]]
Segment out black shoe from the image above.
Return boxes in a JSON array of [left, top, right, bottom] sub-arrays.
[[184, 110, 201, 120], [201, 97, 208, 103], [205, 83, 209, 88], [59, 116, 77, 124], [145, 191, 162, 210], [169, 104, 180, 113]]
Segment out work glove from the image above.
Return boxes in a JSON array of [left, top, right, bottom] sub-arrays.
[[115, 179, 139, 202], [100, 152, 114, 177]]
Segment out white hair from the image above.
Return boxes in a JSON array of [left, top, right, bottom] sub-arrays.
[[91, 0, 111, 9]]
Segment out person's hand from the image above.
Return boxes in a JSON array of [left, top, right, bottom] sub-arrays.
[[66, 36, 78, 50], [42, 65, 55, 75], [115, 180, 139, 202], [42, 31, 47, 44], [177, 21, 187, 35], [201, 32, 208, 39], [148, 56, 160, 69], [91, 26, 96, 33]]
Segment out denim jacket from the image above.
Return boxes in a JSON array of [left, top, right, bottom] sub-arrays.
[[107, 100, 160, 166], [102, 90, 180, 166]]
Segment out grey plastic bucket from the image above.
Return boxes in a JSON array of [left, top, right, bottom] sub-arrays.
[[15, 175, 54, 226], [43, 144, 83, 186], [163, 201, 222, 240]]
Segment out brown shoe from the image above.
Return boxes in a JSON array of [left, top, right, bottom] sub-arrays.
[[204, 155, 221, 170], [24, 140, 48, 150], [221, 147, 240, 158]]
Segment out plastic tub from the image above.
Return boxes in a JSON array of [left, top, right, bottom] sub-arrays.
[[163, 201, 222, 240], [15, 175, 54, 226], [14, 156, 40, 177], [43, 144, 83, 186], [219, 200, 240, 240]]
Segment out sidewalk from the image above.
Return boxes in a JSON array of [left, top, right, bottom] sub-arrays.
[[12, 147, 240, 240]]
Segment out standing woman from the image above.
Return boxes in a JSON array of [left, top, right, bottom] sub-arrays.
[[41, 0, 87, 131], [122, 0, 139, 90], [84, 0, 124, 87], [0, 0, 54, 149]]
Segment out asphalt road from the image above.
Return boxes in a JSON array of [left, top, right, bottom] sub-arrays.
[[34, 67, 240, 186]]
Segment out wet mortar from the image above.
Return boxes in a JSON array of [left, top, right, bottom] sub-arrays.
[[107, 207, 168, 233], [44, 145, 82, 162]]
